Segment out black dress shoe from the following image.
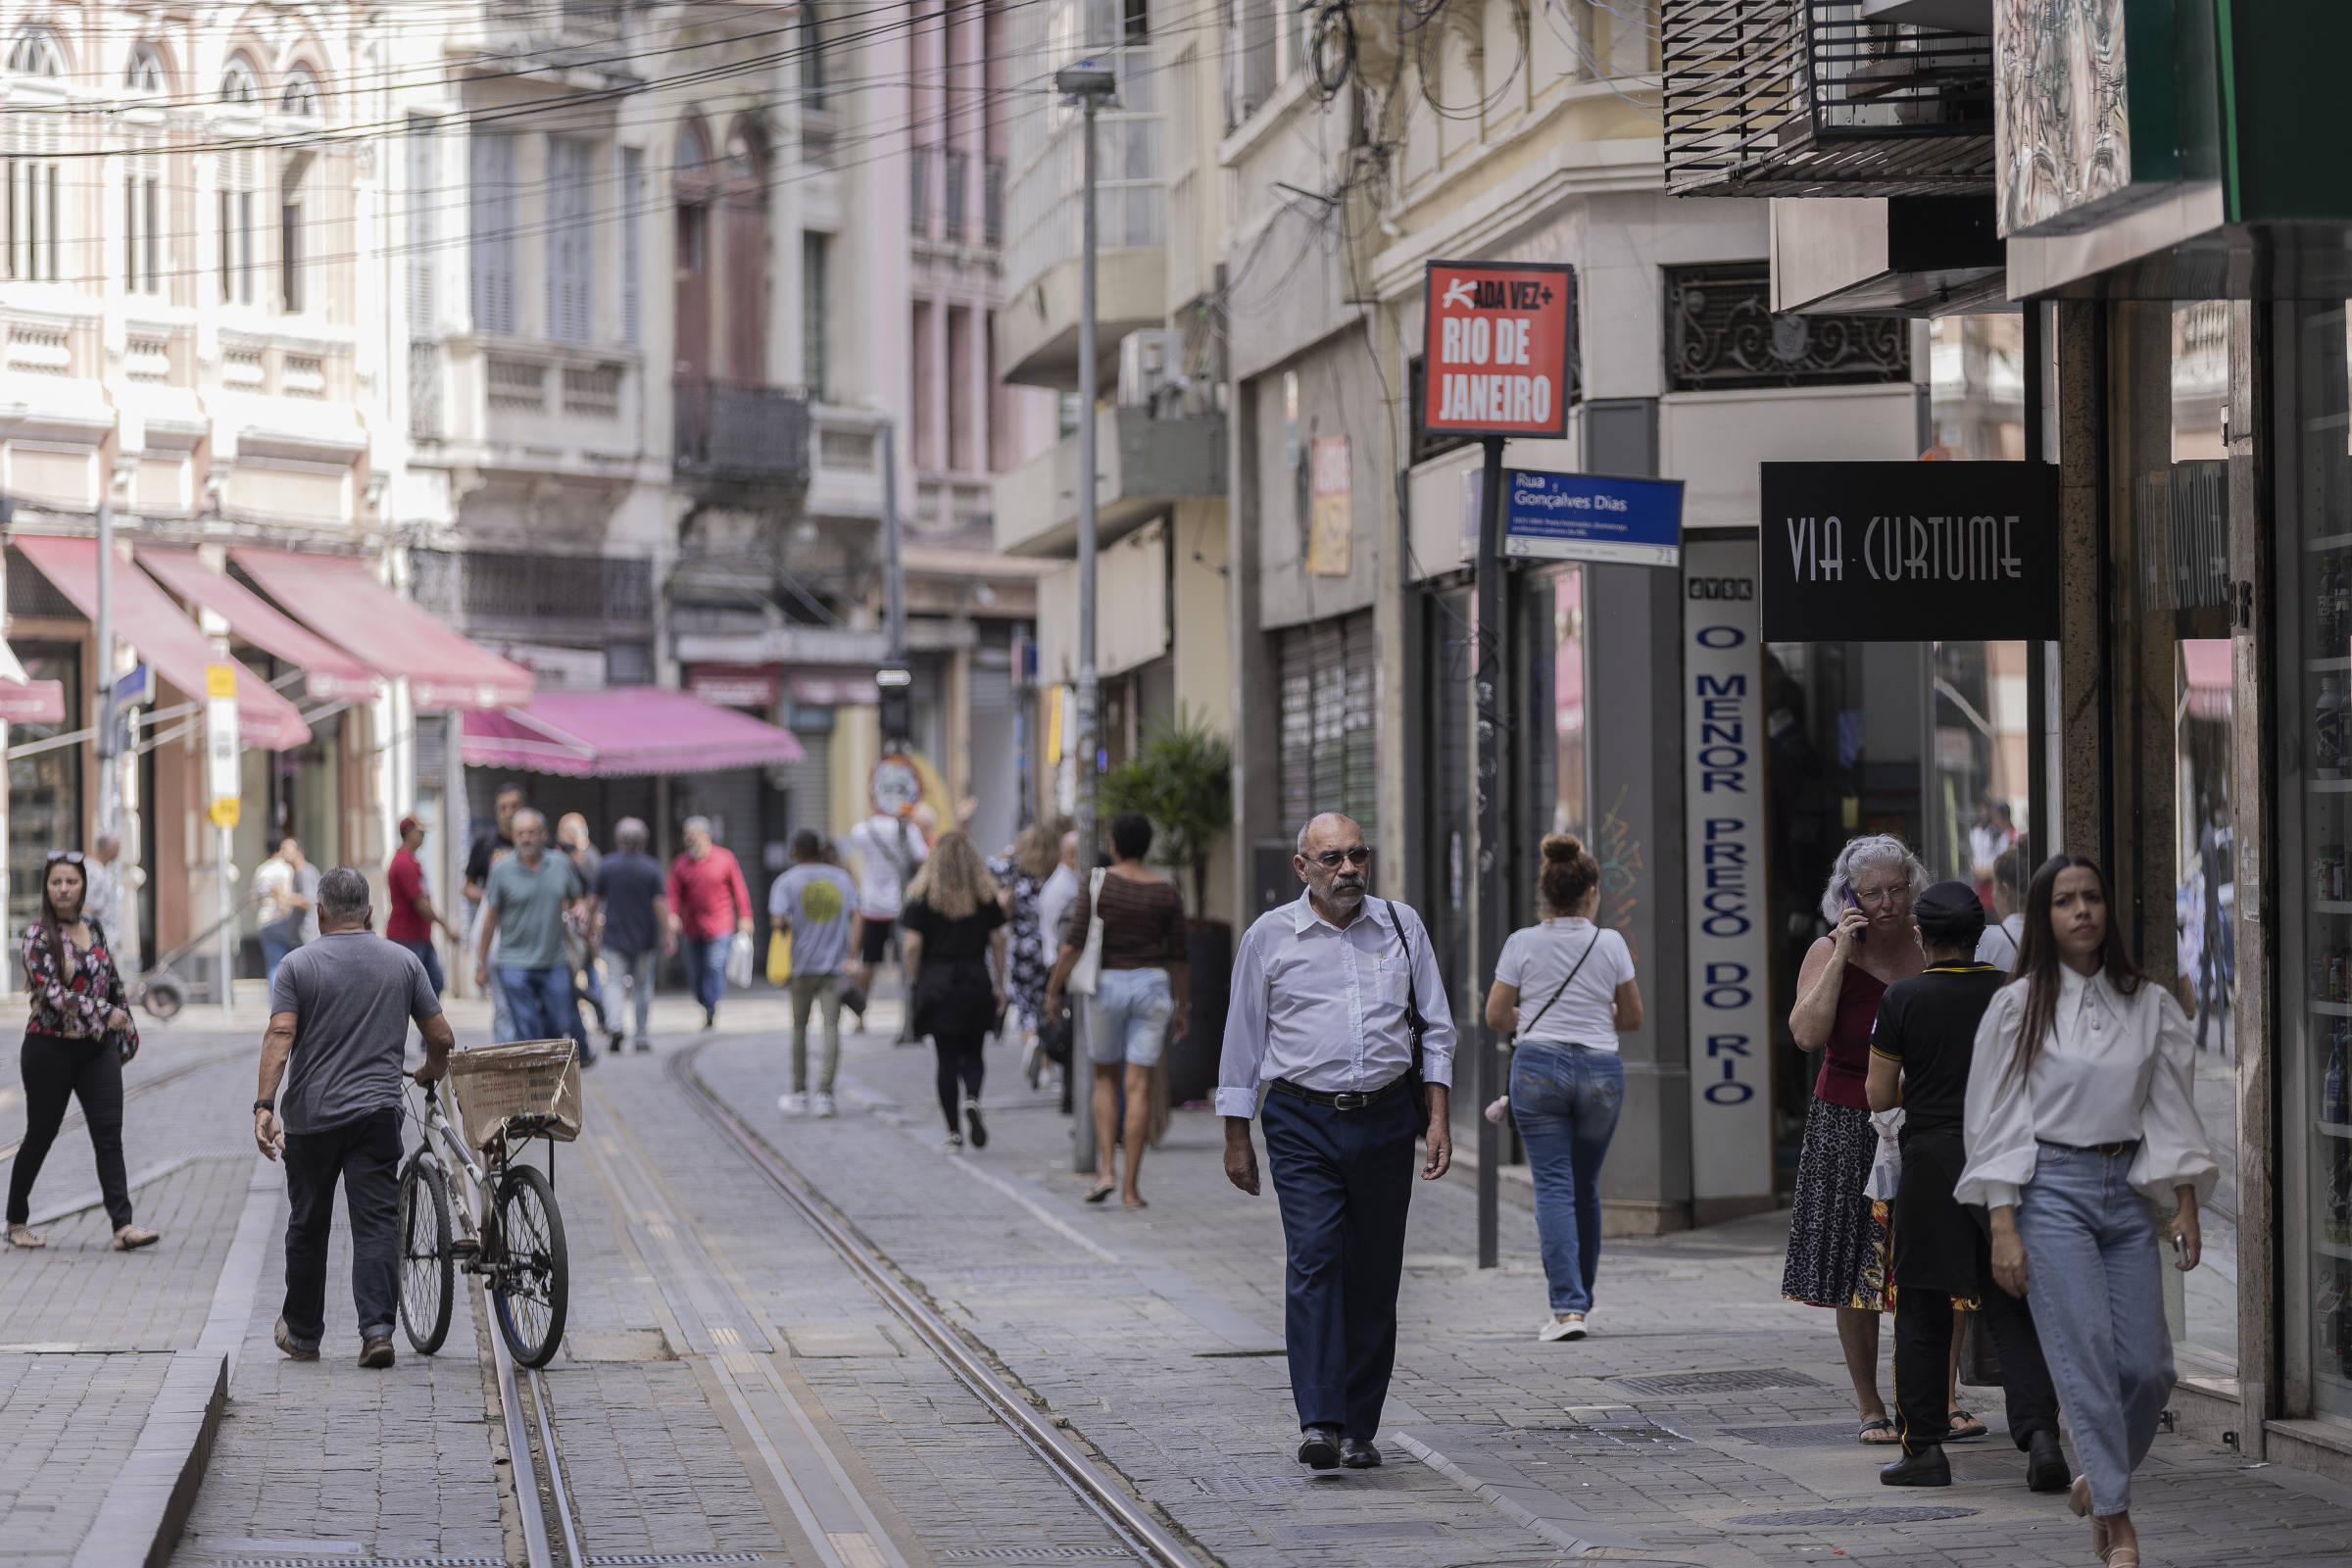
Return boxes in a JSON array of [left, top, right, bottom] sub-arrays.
[[2025, 1429, 2069, 1493], [1296, 1425, 1342, 1470], [1879, 1445, 1950, 1487], [1339, 1438, 1381, 1469]]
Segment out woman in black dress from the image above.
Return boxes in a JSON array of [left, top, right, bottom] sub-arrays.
[[901, 829, 1009, 1151]]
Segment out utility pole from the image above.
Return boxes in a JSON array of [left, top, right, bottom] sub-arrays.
[[95, 497, 116, 842], [1473, 435, 1507, 1270], [1057, 57, 1116, 1176], [877, 419, 910, 746]]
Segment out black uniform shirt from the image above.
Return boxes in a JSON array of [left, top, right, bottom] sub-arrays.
[[1869, 963, 2007, 1133]]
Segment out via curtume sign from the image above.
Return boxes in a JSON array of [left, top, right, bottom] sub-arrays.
[[1421, 260, 1575, 439], [1760, 461, 2061, 642]]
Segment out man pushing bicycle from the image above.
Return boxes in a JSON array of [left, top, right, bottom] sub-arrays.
[[254, 866, 454, 1369]]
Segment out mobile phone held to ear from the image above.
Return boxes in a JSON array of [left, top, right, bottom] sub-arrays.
[[1844, 889, 1867, 946]]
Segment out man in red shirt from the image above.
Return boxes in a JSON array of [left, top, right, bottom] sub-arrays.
[[386, 815, 462, 995], [666, 815, 753, 1029]]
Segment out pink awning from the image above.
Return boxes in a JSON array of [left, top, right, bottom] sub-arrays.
[[462, 687, 805, 777], [230, 548, 534, 711], [2182, 638, 2231, 722], [135, 548, 380, 702], [15, 536, 311, 751]]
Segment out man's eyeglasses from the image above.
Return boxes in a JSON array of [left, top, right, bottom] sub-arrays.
[[45, 851, 84, 865], [1306, 847, 1372, 868]]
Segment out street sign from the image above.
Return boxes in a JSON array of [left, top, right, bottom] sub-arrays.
[[205, 662, 240, 828], [1497, 468, 1685, 567], [1420, 260, 1574, 439], [0, 679, 65, 724], [205, 662, 237, 700], [113, 662, 153, 709], [1760, 461, 2061, 641]]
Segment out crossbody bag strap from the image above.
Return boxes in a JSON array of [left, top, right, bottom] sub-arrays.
[[1516, 929, 1601, 1043], [1381, 900, 1426, 1075]]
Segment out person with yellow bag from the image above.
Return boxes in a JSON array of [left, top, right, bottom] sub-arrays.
[[767, 830, 862, 1116]]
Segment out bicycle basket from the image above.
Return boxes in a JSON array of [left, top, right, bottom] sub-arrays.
[[445, 1039, 583, 1150]]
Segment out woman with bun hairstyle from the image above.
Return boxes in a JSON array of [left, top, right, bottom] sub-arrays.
[[1483, 834, 1641, 1342], [1957, 855, 2215, 1568]]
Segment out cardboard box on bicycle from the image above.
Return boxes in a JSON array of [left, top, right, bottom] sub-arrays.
[[444, 1038, 583, 1150]]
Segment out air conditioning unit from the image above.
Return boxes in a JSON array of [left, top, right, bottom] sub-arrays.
[[1117, 329, 1189, 410]]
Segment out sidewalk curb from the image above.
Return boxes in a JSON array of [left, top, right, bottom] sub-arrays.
[[1390, 1427, 1647, 1556], [71, 1155, 279, 1568]]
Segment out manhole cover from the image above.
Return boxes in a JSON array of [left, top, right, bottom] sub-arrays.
[[1613, 1368, 1828, 1397], [1729, 1506, 1979, 1527], [1194, 1471, 1314, 1496], [1716, 1422, 1865, 1447]]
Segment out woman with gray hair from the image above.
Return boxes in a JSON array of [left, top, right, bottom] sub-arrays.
[[1782, 834, 1931, 1446]]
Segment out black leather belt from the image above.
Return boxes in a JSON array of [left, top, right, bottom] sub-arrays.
[[2047, 1138, 2140, 1158], [1268, 1076, 1406, 1111]]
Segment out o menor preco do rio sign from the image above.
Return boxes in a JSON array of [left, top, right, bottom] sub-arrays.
[[1421, 260, 1574, 439]]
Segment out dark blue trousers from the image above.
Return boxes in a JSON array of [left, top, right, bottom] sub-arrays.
[[1260, 1085, 1417, 1439]]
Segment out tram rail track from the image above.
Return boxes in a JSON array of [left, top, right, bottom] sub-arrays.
[[0, 1042, 252, 1163]]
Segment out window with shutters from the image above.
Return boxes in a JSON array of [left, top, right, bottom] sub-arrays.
[[618, 147, 644, 346], [124, 143, 161, 294], [217, 148, 258, 304], [407, 119, 441, 437], [801, 230, 828, 398], [1277, 612, 1379, 847], [279, 155, 310, 314], [469, 130, 517, 335], [720, 124, 767, 380], [800, 5, 826, 108], [546, 136, 594, 343]]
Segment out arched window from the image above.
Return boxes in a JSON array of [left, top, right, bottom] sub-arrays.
[[8, 29, 64, 77], [799, 5, 825, 110], [220, 53, 259, 106], [675, 119, 710, 179], [725, 124, 764, 187], [279, 64, 318, 118], [124, 43, 167, 94]]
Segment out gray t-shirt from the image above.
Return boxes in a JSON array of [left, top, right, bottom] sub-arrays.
[[483, 853, 582, 970], [769, 863, 859, 975], [270, 931, 443, 1135]]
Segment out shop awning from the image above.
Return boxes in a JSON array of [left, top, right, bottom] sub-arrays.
[[135, 548, 380, 702], [0, 642, 63, 723], [2182, 638, 2232, 722], [229, 548, 534, 710], [14, 536, 310, 751], [462, 687, 805, 777]]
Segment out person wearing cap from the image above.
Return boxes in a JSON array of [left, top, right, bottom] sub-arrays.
[[385, 815, 463, 995], [1866, 880, 2064, 1492]]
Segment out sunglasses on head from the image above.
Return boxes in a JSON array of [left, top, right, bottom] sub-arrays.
[[1306, 846, 1371, 868], [45, 851, 84, 865]]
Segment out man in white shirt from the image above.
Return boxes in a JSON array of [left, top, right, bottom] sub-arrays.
[[847, 809, 927, 1032], [1036, 830, 1081, 954], [1975, 847, 2027, 971], [1219, 811, 1455, 1472]]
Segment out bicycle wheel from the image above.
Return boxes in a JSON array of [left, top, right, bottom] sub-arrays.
[[491, 1163, 568, 1368], [397, 1157, 454, 1354]]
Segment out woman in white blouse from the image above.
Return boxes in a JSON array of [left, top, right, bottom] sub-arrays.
[[1956, 856, 2216, 1568]]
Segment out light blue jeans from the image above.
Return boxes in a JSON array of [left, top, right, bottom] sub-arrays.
[[1510, 1043, 1625, 1315], [611, 949, 656, 1041], [2011, 1142, 2176, 1516], [1086, 966, 1173, 1067]]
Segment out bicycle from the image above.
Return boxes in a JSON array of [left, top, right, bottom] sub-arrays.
[[396, 1041, 576, 1369]]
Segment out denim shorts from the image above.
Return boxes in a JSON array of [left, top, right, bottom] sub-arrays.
[[1086, 966, 1173, 1068]]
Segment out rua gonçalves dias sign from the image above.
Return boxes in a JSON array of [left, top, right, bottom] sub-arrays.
[[1761, 461, 2061, 642], [1421, 260, 1574, 439]]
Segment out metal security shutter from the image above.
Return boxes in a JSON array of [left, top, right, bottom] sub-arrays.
[[415, 714, 446, 791], [965, 661, 1017, 855], [777, 729, 831, 843], [1277, 610, 1377, 846], [685, 767, 762, 864]]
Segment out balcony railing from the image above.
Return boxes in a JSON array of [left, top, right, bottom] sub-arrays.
[[411, 547, 656, 637], [1662, 0, 1992, 198], [673, 376, 812, 488]]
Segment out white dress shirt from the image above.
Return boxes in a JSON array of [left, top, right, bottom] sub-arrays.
[[1955, 964, 2218, 1211], [1216, 890, 1456, 1119]]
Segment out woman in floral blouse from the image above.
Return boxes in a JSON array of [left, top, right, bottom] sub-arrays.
[[5, 851, 155, 1250]]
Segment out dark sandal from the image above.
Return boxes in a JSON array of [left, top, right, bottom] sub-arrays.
[[1946, 1408, 1988, 1442], [1858, 1417, 1899, 1446], [1083, 1180, 1116, 1204]]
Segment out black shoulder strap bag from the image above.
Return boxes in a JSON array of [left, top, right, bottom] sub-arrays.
[[1515, 929, 1602, 1045], [1381, 900, 1426, 1105]]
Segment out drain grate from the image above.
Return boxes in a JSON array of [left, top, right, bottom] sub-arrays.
[[1729, 1506, 1979, 1527], [1193, 1470, 1317, 1496], [941, 1550, 1139, 1561], [1610, 1367, 1828, 1397], [212, 1557, 774, 1568], [1716, 1422, 1871, 1448], [1265, 1523, 1446, 1543]]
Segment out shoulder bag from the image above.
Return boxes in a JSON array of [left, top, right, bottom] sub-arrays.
[[95, 919, 137, 1064], [1514, 928, 1602, 1045], [1380, 900, 1426, 1102], [1067, 868, 1108, 997]]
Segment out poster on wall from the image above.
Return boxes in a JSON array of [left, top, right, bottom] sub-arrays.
[[1683, 535, 1775, 1207], [1304, 435, 1353, 575]]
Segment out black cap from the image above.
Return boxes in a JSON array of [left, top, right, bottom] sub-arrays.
[[1914, 879, 1986, 942]]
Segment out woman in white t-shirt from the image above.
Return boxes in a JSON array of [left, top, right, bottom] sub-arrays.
[[1484, 834, 1642, 1343]]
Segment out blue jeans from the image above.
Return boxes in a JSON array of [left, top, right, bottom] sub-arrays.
[[261, 917, 303, 989], [680, 933, 729, 1018], [1510, 1042, 1625, 1315], [396, 939, 445, 996], [611, 949, 656, 1041], [499, 965, 589, 1057], [2011, 1142, 2175, 1516], [1085, 966, 1173, 1067]]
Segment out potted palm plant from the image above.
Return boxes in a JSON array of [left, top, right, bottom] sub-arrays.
[[1100, 707, 1233, 1104]]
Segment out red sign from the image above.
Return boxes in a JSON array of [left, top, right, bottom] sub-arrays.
[[687, 663, 780, 710], [1421, 260, 1574, 438], [0, 679, 65, 724]]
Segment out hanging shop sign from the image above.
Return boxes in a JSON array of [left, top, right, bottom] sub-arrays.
[[1682, 535, 1774, 1205], [1501, 468, 1684, 567], [0, 678, 64, 724], [1761, 461, 2061, 642], [1420, 260, 1575, 439], [1303, 435, 1353, 576]]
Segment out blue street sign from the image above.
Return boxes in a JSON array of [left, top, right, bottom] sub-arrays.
[[1501, 468, 1684, 567], [113, 662, 153, 709]]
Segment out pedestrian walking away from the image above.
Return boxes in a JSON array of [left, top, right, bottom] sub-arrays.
[[769, 829, 862, 1116], [849, 807, 927, 1033], [253, 867, 455, 1367], [473, 809, 593, 1064], [1783, 834, 1927, 1446], [83, 832, 127, 967], [1864, 880, 2065, 1493], [6, 852, 155, 1251], [385, 814, 464, 996], [464, 782, 526, 1044], [1047, 810, 1188, 1209], [1483, 833, 1640, 1342], [1957, 855, 2217, 1568], [898, 829, 1007, 1150], [254, 835, 319, 988], [1220, 811, 1455, 1472], [666, 815, 753, 1030], [557, 813, 610, 1041], [590, 817, 669, 1053], [1976, 844, 2027, 973]]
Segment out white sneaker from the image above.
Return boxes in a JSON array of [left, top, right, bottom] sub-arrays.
[[811, 1092, 837, 1118], [1537, 1315, 1588, 1343], [778, 1091, 808, 1115]]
